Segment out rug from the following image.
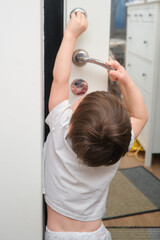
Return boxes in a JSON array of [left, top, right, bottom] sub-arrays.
[[108, 227, 160, 240], [103, 166, 160, 220]]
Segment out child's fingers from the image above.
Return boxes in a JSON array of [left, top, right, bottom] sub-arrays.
[[109, 70, 122, 81], [109, 71, 118, 81], [76, 10, 83, 21], [109, 60, 121, 69], [70, 12, 76, 20], [81, 12, 88, 29], [71, 11, 82, 20], [108, 56, 113, 61]]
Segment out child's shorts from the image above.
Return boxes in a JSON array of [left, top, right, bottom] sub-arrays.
[[45, 223, 111, 240]]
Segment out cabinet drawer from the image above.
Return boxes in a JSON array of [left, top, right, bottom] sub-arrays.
[[142, 8, 156, 22], [127, 5, 156, 23], [138, 121, 150, 150], [126, 21, 155, 60], [126, 54, 152, 150], [127, 9, 142, 22], [134, 84, 151, 150], [126, 53, 154, 94], [137, 82, 151, 115]]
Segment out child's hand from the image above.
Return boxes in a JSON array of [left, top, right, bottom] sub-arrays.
[[107, 58, 131, 85], [65, 11, 88, 39]]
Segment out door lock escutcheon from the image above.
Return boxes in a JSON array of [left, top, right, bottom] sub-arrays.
[[72, 49, 115, 71]]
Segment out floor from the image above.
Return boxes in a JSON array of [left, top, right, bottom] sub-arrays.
[[103, 154, 160, 227]]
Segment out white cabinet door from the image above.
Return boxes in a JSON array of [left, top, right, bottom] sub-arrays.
[[126, 53, 154, 94], [126, 2, 160, 166], [64, 0, 111, 104], [126, 21, 155, 61]]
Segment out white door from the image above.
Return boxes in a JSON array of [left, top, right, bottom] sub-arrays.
[[64, 0, 111, 104], [0, 1, 43, 240]]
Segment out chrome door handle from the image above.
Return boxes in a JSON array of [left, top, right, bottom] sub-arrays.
[[72, 49, 115, 71]]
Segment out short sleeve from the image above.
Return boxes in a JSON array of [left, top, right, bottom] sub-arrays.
[[45, 100, 72, 130], [128, 129, 134, 150]]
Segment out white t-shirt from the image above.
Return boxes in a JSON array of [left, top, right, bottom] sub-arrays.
[[43, 100, 134, 221]]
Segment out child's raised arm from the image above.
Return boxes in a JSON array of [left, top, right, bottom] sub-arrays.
[[48, 11, 88, 112], [107, 59, 148, 139]]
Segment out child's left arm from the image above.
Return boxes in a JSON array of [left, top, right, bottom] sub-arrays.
[[107, 59, 148, 139], [48, 12, 88, 112]]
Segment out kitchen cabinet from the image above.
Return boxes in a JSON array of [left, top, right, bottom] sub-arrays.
[[126, 0, 160, 166]]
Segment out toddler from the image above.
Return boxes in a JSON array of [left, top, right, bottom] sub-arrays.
[[43, 11, 148, 240]]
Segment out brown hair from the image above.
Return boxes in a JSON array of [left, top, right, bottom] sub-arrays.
[[68, 91, 131, 167]]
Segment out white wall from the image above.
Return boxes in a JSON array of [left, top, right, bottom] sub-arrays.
[[0, 1, 43, 239]]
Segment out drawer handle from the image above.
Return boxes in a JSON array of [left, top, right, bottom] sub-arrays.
[[144, 40, 148, 44], [142, 73, 147, 77], [128, 64, 132, 67], [128, 36, 132, 40], [148, 13, 153, 17], [139, 14, 143, 17]]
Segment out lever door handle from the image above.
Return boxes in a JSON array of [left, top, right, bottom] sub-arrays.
[[73, 49, 115, 71]]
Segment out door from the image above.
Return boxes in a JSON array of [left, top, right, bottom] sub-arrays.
[[64, 0, 111, 104], [0, 0, 43, 240]]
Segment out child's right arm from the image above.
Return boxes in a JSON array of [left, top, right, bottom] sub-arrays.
[[107, 60, 149, 139], [48, 12, 88, 112]]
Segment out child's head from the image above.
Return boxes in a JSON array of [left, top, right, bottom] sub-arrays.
[[68, 91, 131, 167]]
